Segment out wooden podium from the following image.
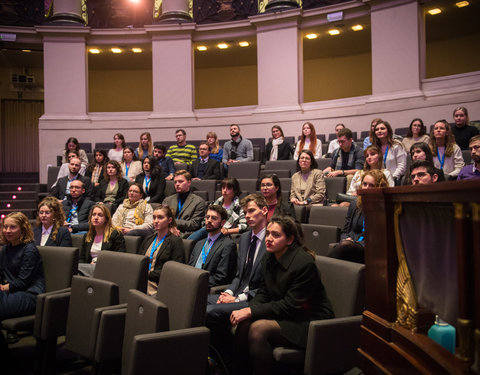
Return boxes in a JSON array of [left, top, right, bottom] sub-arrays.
[[358, 179, 480, 374]]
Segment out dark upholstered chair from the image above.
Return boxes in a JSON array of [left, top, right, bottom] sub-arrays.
[[259, 169, 290, 178], [191, 179, 217, 201], [237, 178, 258, 195], [264, 160, 297, 176], [272, 256, 365, 375], [325, 177, 346, 203], [71, 233, 83, 249], [2, 246, 78, 337], [309, 205, 348, 228], [125, 235, 142, 254], [227, 161, 261, 179], [302, 224, 340, 256], [316, 158, 332, 171], [125, 327, 210, 375], [182, 239, 195, 263]]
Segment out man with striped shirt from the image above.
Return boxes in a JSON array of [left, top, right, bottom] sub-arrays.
[[166, 129, 198, 166]]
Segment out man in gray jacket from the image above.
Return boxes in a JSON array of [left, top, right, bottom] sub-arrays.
[[222, 124, 254, 167]]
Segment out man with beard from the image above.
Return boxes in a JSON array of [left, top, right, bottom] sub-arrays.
[[62, 179, 95, 234], [50, 157, 93, 200], [188, 205, 237, 288], [222, 124, 254, 167], [458, 135, 480, 180], [410, 160, 439, 185]]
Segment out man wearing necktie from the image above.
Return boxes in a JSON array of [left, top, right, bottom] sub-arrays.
[[188, 205, 236, 288], [191, 142, 221, 180], [206, 194, 268, 361]]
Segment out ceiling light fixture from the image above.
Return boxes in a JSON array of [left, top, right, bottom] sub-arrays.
[[305, 33, 318, 39], [239, 41, 249, 47], [21, 49, 31, 53], [217, 43, 228, 49], [351, 24, 364, 31], [197, 45, 207, 51], [111, 47, 122, 53], [328, 29, 340, 36], [89, 48, 101, 54], [131, 48, 142, 53], [455, 1, 469, 7], [427, 8, 442, 15]]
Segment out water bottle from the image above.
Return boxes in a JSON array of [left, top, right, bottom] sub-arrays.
[[428, 315, 456, 354]]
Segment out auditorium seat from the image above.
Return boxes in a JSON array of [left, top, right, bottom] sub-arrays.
[[309, 206, 348, 228], [228, 161, 261, 179], [302, 224, 340, 256], [325, 177, 347, 204]]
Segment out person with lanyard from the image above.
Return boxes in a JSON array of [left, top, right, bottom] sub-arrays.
[[191, 142, 221, 180], [153, 144, 176, 180], [328, 169, 390, 264], [323, 128, 364, 181], [206, 194, 268, 365], [121, 146, 142, 183], [50, 157, 93, 201], [162, 170, 206, 238], [222, 124, 254, 172], [429, 120, 464, 180], [372, 120, 407, 185], [188, 205, 237, 288], [62, 179, 95, 234], [134, 155, 165, 203], [138, 206, 185, 295]]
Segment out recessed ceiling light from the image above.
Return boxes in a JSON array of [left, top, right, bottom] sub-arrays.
[[427, 8, 442, 15], [131, 48, 142, 53], [456, 1, 469, 7], [197, 45, 207, 51], [351, 24, 363, 31], [239, 41, 249, 47], [217, 43, 228, 49], [89, 48, 100, 54], [111, 47, 122, 53], [305, 33, 318, 39], [21, 49, 31, 53], [328, 29, 340, 36]]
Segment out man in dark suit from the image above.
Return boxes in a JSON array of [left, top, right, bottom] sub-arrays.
[[50, 157, 93, 200], [188, 205, 237, 288], [191, 142, 221, 180], [206, 194, 268, 357], [61, 179, 95, 234], [162, 170, 206, 238]]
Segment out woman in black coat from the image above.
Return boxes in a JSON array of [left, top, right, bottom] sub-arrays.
[[34, 197, 72, 247], [94, 160, 129, 214], [264, 125, 292, 162], [135, 155, 166, 204]]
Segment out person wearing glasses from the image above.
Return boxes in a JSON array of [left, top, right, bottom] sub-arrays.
[[259, 174, 294, 219], [61, 179, 95, 234]]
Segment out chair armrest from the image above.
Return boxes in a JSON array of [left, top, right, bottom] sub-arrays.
[[34, 291, 72, 339], [209, 285, 228, 295], [304, 315, 362, 375], [93, 305, 128, 362]]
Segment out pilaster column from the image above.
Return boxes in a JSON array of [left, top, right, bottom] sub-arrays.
[[369, 0, 423, 102], [146, 24, 196, 118], [251, 9, 302, 112], [49, 0, 86, 24]]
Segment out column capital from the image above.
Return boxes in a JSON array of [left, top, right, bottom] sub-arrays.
[[145, 23, 196, 40], [249, 8, 301, 32], [35, 25, 90, 42]]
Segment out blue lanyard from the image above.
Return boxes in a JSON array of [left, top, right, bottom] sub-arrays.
[[177, 199, 184, 218], [357, 219, 365, 242], [66, 204, 78, 222], [149, 234, 167, 270], [201, 238, 215, 265], [145, 176, 151, 193], [437, 147, 446, 169], [383, 145, 389, 165], [125, 162, 130, 177]]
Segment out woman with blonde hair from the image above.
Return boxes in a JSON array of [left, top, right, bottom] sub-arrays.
[[429, 120, 464, 179], [0, 212, 45, 321], [452, 106, 479, 150], [34, 197, 72, 247], [206, 131, 223, 162], [135, 132, 153, 160], [293, 122, 322, 160]]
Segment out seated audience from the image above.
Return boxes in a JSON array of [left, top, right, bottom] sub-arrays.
[[328, 170, 389, 264], [206, 194, 268, 361], [162, 170, 206, 238], [62, 179, 95, 234], [430, 120, 464, 179], [458, 135, 480, 180], [135, 132, 153, 160], [188, 177, 247, 242], [372, 120, 407, 183], [55, 150, 86, 182], [188, 205, 237, 288], [294, 122, 322, 160], [0, 212, 45, 322], [34, 197, 72, 247], [50, 157, 93, 200], [121, 146, 143, 183], [452, 106, 479, 150], [166, 129, 198, 166], [85, 149, 109, 187], [223, 124, 254, 167], [363, 118, 382, 150], [260, 174, 295, 219], [135, 155, 166, 203], [112, 183, 154, 235], [402, 118, 430, 152], [230, 215, 334, 375], [191, 142, 221, 180], [264, 125, 292, 162], [323, 128, 364, 178], [409, 160, 439, 185], [403, 142, 445, 184], [61, 137, 88, 165], [94, 160, 129, 213], [326, 123, 345, 156], [153, 144, 175, 180], [107, 133, 126, 162], [290, 150, 326, 206], [78, 204, 126, 276], [206, 131, 223, 163], [138, 206, 185, 296]]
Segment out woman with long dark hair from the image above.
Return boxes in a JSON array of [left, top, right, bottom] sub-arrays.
[[135, 155, 165, 203], [290, 149, 326, 206], [402, 118, 429, 152], [260, 174, 295, 219], [108, 133, 126, 162], [264, 125, 292, 162], [94, 160, 129, 213], [121, 146, 143, 183], [85, 149, 109, 187], [61, 137, 88, 165]]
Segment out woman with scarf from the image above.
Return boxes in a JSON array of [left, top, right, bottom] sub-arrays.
[[264, 125, 292, 162]]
